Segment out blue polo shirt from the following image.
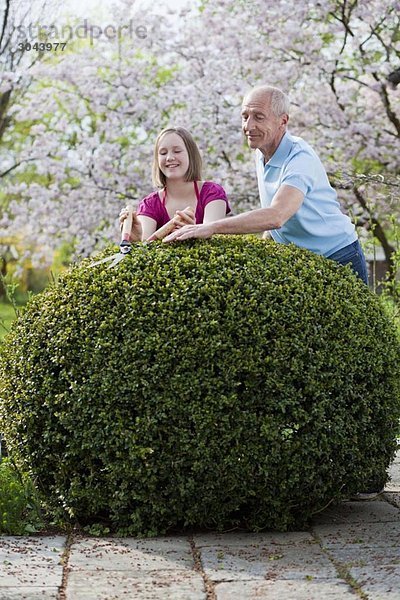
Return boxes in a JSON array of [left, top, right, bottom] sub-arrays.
[[255, 131, 357, 257]]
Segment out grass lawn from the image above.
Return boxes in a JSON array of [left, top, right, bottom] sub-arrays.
[[0, 301, 19, 341]]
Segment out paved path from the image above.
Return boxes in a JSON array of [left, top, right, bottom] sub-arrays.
[[1, 455, 399, 599]]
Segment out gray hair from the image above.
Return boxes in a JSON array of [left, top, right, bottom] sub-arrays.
[[246, 85, 290, 117]]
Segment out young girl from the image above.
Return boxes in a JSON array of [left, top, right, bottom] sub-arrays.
[[119, 127, 231, 240]]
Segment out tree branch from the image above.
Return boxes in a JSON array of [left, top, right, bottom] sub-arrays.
[[0, 157, 37, 178], [378, 84, 400, 137], [0, 0, 10, 52], [327, 2, 359, 112]]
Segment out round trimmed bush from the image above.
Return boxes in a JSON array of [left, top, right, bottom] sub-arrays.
[[1, 237, 399, 535]]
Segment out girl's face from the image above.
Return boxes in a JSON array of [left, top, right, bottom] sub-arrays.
[[157, 132, 190, 182]]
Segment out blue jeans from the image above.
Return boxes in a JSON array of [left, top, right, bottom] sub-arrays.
[[327, 240, 369, 284]]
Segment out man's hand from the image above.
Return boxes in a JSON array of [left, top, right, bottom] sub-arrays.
[[163, 223, 214, 243]]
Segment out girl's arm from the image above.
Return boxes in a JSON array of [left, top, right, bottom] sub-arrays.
[[203, 199, 229, 224], [137, 215, 157, 241]]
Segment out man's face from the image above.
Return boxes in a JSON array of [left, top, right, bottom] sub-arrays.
[[241, 92, 287, 156]]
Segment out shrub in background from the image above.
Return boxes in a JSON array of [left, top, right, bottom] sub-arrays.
[[0, 237, 399, 535], [0, 458, 44, 534]]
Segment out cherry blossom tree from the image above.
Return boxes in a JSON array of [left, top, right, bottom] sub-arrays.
[[0, 3, 175, 262], [1, 0, 399, 286], [1, 0, 61, 290], [173, 0, 400, 272]]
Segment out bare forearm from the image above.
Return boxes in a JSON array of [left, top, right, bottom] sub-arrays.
[[211, 207, 282, 235], [162, 187, 303, 244]]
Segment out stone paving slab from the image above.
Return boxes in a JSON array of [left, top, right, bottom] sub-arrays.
[[386, 460, 400, 491], [326, 545, 400, 568], [214, 579, 357, 599], [0, 535, 65, 565], [0, 587, 59, 600], [0, 588, 59, 600], [198, 542, 337, 582], [193, 531, 313, 548], [314, 519, 400, 547], [384, 492, 400, 508], [0, 565, 62, 587], [66, 569, 205, 600], [0, 536, 65, 588], [312, 498, 400, 525], [348, 565, 400, 600], [68, 536, 194, 571]]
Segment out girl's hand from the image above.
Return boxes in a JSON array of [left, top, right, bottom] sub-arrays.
[[119, 206, 142, 241], [172, 208, 196, 229]]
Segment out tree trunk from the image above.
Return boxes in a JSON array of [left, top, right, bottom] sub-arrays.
[[353, 186, 396, 282], [0, 89, 11, 142], [0, 256, 7, 297]]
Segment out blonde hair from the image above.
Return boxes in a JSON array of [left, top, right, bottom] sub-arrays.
[[152, 127, 203, 188]]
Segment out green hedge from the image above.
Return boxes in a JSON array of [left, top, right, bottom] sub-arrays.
[[0, 237, 399, 535]]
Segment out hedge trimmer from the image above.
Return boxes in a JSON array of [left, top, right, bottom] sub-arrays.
[[90, 205, 135, 269], [90, 205, 194, 269]]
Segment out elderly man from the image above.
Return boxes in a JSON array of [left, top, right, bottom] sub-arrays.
[[163, 85, 368, 284]]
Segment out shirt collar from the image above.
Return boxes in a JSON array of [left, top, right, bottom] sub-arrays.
[[257, 131, 293, 168]]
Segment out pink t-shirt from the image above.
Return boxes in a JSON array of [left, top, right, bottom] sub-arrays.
[[136, 181, 231, 228]]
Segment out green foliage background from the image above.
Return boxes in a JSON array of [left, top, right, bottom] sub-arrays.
[[0, 458, 44, 534]]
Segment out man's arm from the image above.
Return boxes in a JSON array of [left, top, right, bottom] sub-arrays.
[[213, 184, 303, 233], [163, 185, 304, 242]]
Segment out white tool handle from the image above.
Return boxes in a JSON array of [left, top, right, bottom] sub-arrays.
[[146, 206, 194, 241], [121, 204, 134, 243]]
